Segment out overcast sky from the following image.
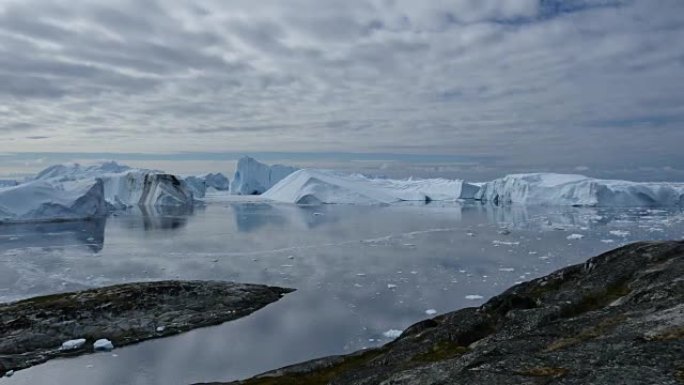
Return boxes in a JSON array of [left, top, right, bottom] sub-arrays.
[[1, 0, 683, 177]]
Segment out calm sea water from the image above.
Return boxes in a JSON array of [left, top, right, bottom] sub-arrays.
[[1, 197, 683, 385]]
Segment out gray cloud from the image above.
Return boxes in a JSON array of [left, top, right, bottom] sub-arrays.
[[0, 0, 682, 170]]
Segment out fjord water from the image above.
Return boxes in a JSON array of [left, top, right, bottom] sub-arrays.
[[1, 198, 683, 385]]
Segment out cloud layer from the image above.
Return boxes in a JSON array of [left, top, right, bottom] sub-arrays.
[[1, 0, 683, 168]]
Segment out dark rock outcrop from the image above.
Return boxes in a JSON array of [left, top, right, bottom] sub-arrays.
[[204, 241, 684, 385], [0, 280, 293, 375]]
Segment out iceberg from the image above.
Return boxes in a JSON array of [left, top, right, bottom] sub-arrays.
[[262, 169, 478, 205], [101, 172, 194, 209], [0, 179, 107, 223], [33, 161, 194, 209], [35, 161, 133, 182], [230, 156, 298, 195], [475, 173, 684, 207], [184, 173, 230, 198]]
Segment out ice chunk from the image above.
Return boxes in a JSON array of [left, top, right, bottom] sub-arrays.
[[382, 329, 403, 338], [475, 173, 684, 207], [93, 338, 114, 351], [0, 179, 107, 223], [60, 338, 87, 351], [231, 156, 298, 195], [566, 234, 584, 240], [465, 295, 484, 300], [609, 230, 630, 237], [262, 169, 478, 204], [425, 309, 437, 315]]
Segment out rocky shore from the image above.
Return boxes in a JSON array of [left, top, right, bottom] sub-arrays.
[[203, 241, 684, 385], [0, 280, 293, 376]]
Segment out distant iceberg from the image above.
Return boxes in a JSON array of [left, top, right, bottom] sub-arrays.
[[33, 161, 195, 210], [262, 169, 478, 204], [184, 173, 230, 198], [231, 156, 298, 195], [0, 161, 197, 223], [0, 179, 107, 223], [475, 173, 684, 207]]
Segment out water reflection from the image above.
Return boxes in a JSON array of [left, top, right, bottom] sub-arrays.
[[111, 205, 195, 233], [1, 202, 683, 385], [0, 217, 106, 253]]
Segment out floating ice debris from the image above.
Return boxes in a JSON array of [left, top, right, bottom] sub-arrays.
[[5, 370, 14, 377], [425, 309, 437, 315], [156, 326, 166, 333], [403, 243, 416, 247], [566, 234, 584, 240], [466, 232, 475, 236], [382, 329, 403, 338], [601, 239, 615, 244], [287, 255, 295, 259], [492, 240, 520, 246], [60, 338, 86, 351], [313, 212, 324, 216], [498, 229, 511, 235], [528, 251, 538, 255], [498, 267, 515, 272], [410, 271, 418, 275], [93, 339, 114, 352], [609, 230, 630, 237], [465, 295, 484, 300], [354, 283, 363, 288], [356, 273, 366, 277], [387, 284, 397, 289]]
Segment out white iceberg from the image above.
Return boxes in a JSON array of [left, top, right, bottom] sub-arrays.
[[93, 338, 114, 351], [101, 172, 194, 209], [475, 173, 684, 207], [0, 179, 107, 223], [60, 338, 87, 351], [33, 161, 194, 209], [262, 169, 478, 205], [184, 173, 230, 198], [382, 329, 403, 338], [230, 156, 298, 195], [35, 161, 133, 182]]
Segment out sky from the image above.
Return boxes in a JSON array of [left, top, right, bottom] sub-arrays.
[[0, 0, 683, 179]]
